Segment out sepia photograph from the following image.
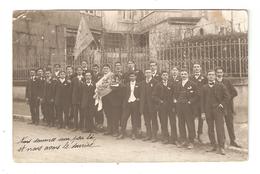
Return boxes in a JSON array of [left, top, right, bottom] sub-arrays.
[[12, 9, 248, 162]]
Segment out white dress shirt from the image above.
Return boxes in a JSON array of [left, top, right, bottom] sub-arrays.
[[128, 81, 137, 103], [60, 78, 65, 83], [182, 79, 188, 87]]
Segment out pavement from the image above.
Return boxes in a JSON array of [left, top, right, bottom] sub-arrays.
[[13, 101, 248, 162]]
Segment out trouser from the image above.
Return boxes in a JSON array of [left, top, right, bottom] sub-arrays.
[[55, 105, 69, 128], [104, 104, 122, 134], [143, 104, 158, 138], [29, 100, 40, 124], [81, 107, 94, 132], [41, 102, 47, 121], [225, 106, 236, 142], [177, 103, 196, 143], [121, 102, 139, 135], [45, 102, 54, 125], [169, 107, 178, 142], [158, 104, 170, 140], [94, 107, 104, 126], [194, 104, 204, 136], [206, 107, 225, 148], [72, 104, 81, 129]]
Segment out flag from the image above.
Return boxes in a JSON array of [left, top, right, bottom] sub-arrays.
[[74, 16, 94, 59]]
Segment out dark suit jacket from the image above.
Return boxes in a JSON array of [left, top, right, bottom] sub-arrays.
[[25, 77, 39, 103], [102, 83, 125, 107], [139, 78, 158, 114], [79, 82, 96, 109], [71, 76, 84, 105], [217, 78, 238, 112], [123, 69, 145, 84], [152, 72, 161, 82], [54, 79, 72, 106], [92, 72, 103, 84], [36, 77, 45, 99], [169, 75, 181, 84], [152, 81, 174, 110], [174, 80, 198, 106], [43, 78, 55, 104], [201, 82, 230, 114], [190, 74, 208, 94], [123, 81, 140, 109]]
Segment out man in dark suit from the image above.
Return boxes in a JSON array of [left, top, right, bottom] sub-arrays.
[[103, 73, 125, 136], [123, 60, 144, 135], [54, 71, 72, 129], [80, 71, 96, 133], [92, 64, 104, 130], [71, 66, 84, 131], [175, 69, 198, 149], [25, 69, 40, 125], [215, 67, 241, 148], [118, 72, 140, 140], [150, 61, 161, 82], [123, 60, 145, 84], [92, 64, 103, 84], [114, 62, 124, 81], [169, 66, 181, 84], [36, 68, 46, 123], [66, 65, 75, 128], [81, 60, 92, 77], [53, 64, 61, 80], [140, 69, 159, 142], [190, 63, 208, 143], [201, 69, 230, 155], [152, 71, 178, 144], [42, 69, 55, 127]]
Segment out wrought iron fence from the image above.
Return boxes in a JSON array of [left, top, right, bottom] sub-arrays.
[[13, 33, 248, 81]]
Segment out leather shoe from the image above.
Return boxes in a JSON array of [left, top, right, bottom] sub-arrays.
[[143, 137, 151, 141], [217, 148, 226, 155], [230, 141, 242, 148]]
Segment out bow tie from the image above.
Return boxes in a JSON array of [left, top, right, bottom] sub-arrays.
[[209, 82, 215, 85]]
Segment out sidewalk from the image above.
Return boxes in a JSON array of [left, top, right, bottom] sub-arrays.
[[13, 101, 248, 152]]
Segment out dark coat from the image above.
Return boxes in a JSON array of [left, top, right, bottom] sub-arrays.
[[190, 74, 208, 95], [152, 81, 174, 109], [42, 78, 55, 104], [92, 72, 103, 84], [123, 68, 145, 84], [139, 78, 158, 114], [54, 79, 72, 106], [216, 78, 238, 112], [79, 82, 96, 109], [174, 80, 198, 106], [102, 83, 125, 107], [25, 77, 39, 103], [152, 72, 161, 82], [201, 82, 230, 114], [71, 76, 84, 105]]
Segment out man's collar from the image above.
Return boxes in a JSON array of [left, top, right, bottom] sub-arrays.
[[182, 78, 189, 84], [146, 77, 152, 82], [216, 77, 223, 82]]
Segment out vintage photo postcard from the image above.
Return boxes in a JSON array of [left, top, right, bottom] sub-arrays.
[[12, 9, 248, 162]]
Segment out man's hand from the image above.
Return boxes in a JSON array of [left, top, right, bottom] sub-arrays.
[[173, 99, 177, 103], [50, 99, 54, 103], [25, 98, 29, 104], [201, 113, 206, 120], [188, 101, 191, 104], [160, 100, 164, 104]]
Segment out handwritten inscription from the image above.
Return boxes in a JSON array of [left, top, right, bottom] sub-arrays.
[[16, 134, 97, 152]]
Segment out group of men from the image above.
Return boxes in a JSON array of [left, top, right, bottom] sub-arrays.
[[25, 60, 241, 155]]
